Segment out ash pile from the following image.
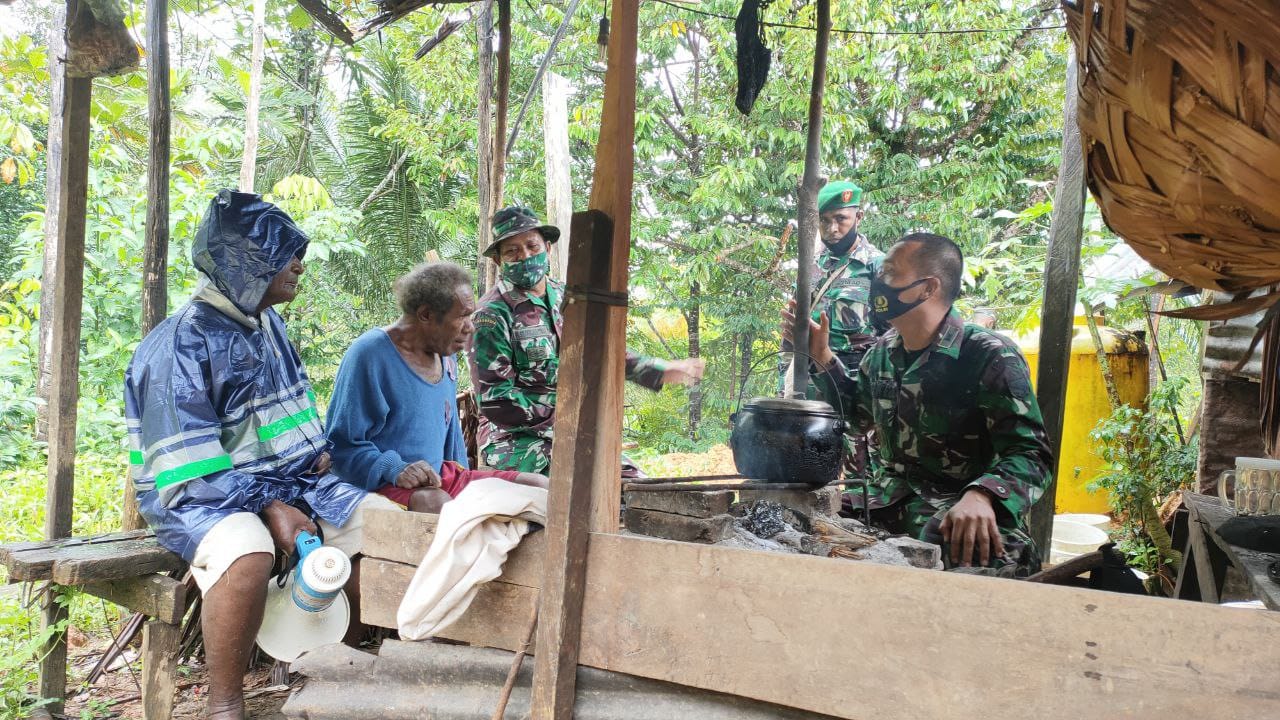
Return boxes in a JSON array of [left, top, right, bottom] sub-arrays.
[[622, 486, 941, 570]]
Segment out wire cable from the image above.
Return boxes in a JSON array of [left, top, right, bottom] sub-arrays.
[[650, 0, 1065, 36]]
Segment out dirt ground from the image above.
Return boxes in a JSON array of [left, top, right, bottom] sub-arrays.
[[60, 639, 294, 719]]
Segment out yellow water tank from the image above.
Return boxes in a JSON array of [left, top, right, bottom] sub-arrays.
[[1012, 316, 1149, 514]]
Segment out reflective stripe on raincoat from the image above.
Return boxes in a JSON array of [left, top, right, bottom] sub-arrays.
[[124, 190, 365, 561]]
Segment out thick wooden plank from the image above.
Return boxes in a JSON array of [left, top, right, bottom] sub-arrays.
[[141, 620, 181, 720], [359, 508, 545, 588], [360, 509, 438, 565], [360, 558, 537, 650], [1030, 49, 1088, 556], [81, 574, 187, 625], [424, 532, 1280, 720], [45, 538, 184, 585], [0, 529, 153, 579]]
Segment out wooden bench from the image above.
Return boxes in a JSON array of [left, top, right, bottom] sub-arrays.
[[0, 530, 188, 719], [1175, 492, 1280, 609]]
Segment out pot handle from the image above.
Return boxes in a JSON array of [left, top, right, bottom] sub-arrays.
[[734, 349, 847, 421]]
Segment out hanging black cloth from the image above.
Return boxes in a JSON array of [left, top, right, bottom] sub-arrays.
[[735, 0, 772, 115]]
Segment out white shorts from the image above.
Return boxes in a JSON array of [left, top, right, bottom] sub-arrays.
[[188, 493, 403, 593]]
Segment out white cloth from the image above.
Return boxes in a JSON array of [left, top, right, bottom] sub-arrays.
[[189, 493, 402, 592], [396, 478, 547, 640]]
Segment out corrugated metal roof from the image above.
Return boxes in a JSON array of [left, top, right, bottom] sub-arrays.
[[1201, 292, 1264, 380]]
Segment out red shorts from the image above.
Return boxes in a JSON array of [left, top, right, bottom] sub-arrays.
[[376, 461, 521, 507]]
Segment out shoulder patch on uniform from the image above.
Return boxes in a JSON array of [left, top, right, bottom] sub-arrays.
[[473, 313, 500, 329]]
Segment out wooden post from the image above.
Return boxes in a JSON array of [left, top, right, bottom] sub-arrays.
[[126, 0, 170, 532], [35, 1, 67, 444], [544, 71, 572, 280], [38, 67, 93, 713], [141, 620, 181, 720], [529, 0, 639, 716], [788, 0, 831, 396], [1030, 50, 1087, 558], [475, 1, 494, 293]]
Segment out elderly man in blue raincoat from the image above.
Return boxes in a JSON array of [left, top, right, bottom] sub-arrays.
[[125, 190, 400, 719]]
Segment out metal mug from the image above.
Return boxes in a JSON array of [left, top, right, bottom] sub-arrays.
[[1219, 458, 1280, 516]]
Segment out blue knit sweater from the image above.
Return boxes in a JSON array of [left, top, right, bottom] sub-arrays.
[[326, 329, 468, 491]]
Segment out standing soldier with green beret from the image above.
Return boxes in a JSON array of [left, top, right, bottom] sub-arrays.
[[467, 206, 705, 476], [783, 179, 887, 475]]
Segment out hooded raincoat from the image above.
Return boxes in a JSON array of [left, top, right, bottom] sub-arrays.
[[124, 190, 365, 561]]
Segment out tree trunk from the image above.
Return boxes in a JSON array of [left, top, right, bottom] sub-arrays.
[[35, 2, 67, 443], [687, 281, 701, 442], [239, 0, 266, 192], [475, 1, 494, 292], [739, 332, 753, 400], [1084, 305, 1123, 410], [789, 0, 832, 397], [544, 72, 572, 280], [127, 0, 171, 532], [486, 0, 511, 290]]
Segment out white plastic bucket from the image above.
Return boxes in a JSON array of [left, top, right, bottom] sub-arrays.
[[1056, 513, 1111, 532], [1051, 517, 1109, 555]]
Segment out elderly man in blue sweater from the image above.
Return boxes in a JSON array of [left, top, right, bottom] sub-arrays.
[[327, 262, 547, 512]]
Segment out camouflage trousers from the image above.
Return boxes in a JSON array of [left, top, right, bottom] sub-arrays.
[[480, 432, 644, 478], [844, 492, 1041, 576]]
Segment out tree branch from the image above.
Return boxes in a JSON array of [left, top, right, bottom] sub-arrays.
[[360, 151, 409, 212], [650, 236, 790, 292]]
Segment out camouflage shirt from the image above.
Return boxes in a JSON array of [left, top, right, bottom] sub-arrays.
[[812, 237, 886, 361], [816, 310, 1052, 529], [467, 277, 666, 472]]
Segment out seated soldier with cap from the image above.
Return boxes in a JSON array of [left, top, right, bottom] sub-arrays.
[[783, 232, 1052, 576], [467, 206, 704, 476]]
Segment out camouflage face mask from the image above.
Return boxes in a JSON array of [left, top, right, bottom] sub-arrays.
[[502, 251, 550, 290]]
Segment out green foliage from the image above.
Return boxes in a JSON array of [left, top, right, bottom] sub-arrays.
[[1088, 378, 1198, 578]]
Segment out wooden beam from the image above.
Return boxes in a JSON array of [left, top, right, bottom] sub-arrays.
[[38, 58, 93, 712], [544, 71, 572, 281], [126, 0, 170, 533], [531, 1, 640, 716], [1030, 49, 1087, 557], [788, 0, 831, 397], [81, 574, 187, 625], [363, 529, 1280, 720]]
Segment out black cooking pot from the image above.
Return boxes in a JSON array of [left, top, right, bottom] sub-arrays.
[[729, 397, 845, 487]]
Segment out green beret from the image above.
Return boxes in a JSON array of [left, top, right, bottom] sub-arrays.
[[817, 181, 863, 214]]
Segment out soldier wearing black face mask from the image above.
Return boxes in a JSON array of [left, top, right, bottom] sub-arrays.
[[783, 233, 1052, 577]]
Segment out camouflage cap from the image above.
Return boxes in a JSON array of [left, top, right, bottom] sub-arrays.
[[818, 180, 863, 214], [484, 206, 561, 258]]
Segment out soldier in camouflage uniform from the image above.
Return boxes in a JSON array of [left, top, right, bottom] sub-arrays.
[[783, 180, 887, 475], [467, 206, 704, 475], [786, 232, 1051, 575]]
